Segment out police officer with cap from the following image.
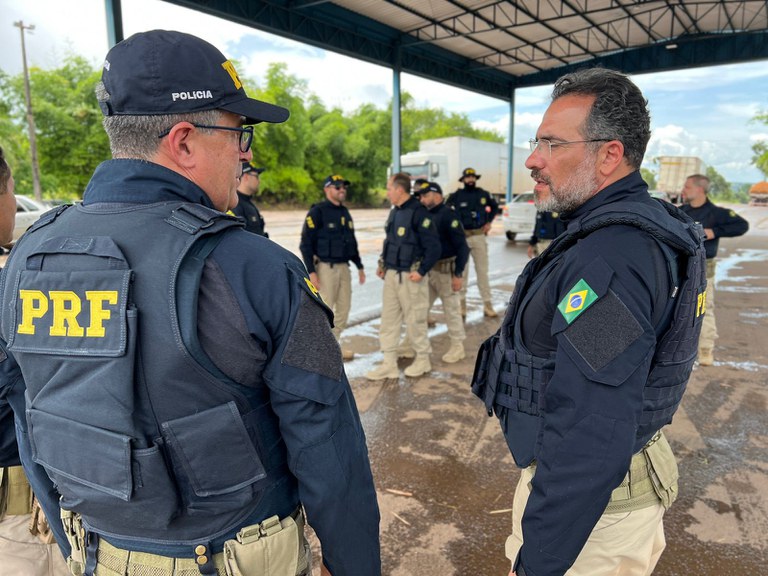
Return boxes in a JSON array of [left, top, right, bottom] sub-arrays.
[[0, 30, 380, 576], [300, 174, 365, 361], [472, 68, 705, 576], [414, 181, 469, 363], [232, 162, 268, 236], [446, 167, 500, 318], [366, 172, 441, 380]]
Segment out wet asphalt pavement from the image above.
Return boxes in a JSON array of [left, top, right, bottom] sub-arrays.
[[260, 205, 768, 575]]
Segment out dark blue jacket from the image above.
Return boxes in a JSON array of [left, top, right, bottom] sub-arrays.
[[680, 198, 748, 259], [445, 185, 499, 230], [0, 160, 380, 575], [300, 200, 363, 273], [428, 202, 470, 277], [232, 191, 267, 237]]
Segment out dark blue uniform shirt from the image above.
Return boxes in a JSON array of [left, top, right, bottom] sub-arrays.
[[680, 198, 748, 259]]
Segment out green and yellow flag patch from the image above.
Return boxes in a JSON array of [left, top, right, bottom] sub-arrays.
[[558, 278, 598, 324]]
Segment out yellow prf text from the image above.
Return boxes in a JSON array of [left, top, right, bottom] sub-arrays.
[[17, 290, 118, 337]]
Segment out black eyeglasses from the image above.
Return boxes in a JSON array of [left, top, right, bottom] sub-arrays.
[[528, 138, 611, 157], [158, 124, 254, 153]]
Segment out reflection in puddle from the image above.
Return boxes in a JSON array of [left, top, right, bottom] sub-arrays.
[[716, 249, 768, 293]]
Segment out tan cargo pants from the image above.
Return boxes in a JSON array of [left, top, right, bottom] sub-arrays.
[[699, 259, 718, 353], [460, 233, 492, 304], [428, 267, 465, 344], [380, 269, 431, 356], [316, 261, 352, 342]]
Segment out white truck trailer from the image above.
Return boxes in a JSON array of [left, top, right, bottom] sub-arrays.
[[656, 155, 705, 203], [398, 136, 530, 202]]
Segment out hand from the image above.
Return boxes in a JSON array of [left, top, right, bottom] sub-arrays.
[[376, 268, 385, 279], [527, 244, 538, 259], [704, 227, 715, 240], [309, 272, 320, 290], [321, 564, 333, 576], [409, 271, 423, 282], [358, 269, 366, 285], [482, 222, 492, 235], [451, 276, 462, 292]]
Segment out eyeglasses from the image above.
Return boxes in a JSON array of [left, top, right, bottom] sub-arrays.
[[158, 124, 254, 153], [528, 138, 610, 157]]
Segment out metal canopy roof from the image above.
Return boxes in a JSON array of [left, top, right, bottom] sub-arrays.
[[162, 1, 768, 101]]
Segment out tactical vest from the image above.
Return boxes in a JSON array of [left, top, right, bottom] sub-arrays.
[[450, 188, 492, 230], [315, 203, 356, 262], [382, 203, 423, 271], [471, 199, 706, 467], [0, 202, 291, 544]]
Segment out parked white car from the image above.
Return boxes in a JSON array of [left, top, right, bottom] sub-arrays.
[[502, 191, 537, 241], [6, 195, 49, 247]]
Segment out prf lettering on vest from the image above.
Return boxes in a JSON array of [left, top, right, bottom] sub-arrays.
[[17, 290, 118, 337], [696, 290, 707, 318]]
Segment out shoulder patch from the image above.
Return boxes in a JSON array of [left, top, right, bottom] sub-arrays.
[[451, 219, 460, 228], [302, 276, 324, 304], [422, 217, 431, 228], [558, 278, 599, 324], [729, 210, 737, 217], [306, 216, 315, 229]]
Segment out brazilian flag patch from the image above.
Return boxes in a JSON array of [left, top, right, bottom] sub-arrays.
[[558, 278, 598, 324]]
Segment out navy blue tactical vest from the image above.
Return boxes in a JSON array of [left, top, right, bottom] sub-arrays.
[[449, 187, 493, 230], [471, 199, 706, 467], [382, 202, 423, 271], [315, 203, 357, 262], [0, 201, 290, 543]]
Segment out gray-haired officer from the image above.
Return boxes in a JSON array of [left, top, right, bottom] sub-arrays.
[[446, 167, 500, 318], [0, 30, 380, 576], [415, 181, 469, 363], [366, 172, 441, 380], [472, 68, 705, 575], [232, 162, 268, 236], [300, 174, 366, 361]]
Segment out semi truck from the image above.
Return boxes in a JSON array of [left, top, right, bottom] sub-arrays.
[[655, 155, 705, 203], [397, 136, 531, 203]]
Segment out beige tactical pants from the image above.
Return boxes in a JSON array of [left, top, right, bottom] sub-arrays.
[[380, 269, 431, 356], [699, 259, 718, 353], [316, 261, 352, 342], [428, 269, 465, 344], [461, 233, 492, 304], [0, 515, 69, 576], [506, 437, 674, 576]]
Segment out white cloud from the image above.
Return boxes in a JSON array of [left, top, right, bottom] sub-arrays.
[[750, 133, 768, 143]]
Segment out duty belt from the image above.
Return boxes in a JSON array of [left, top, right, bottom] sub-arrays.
[[431, 258, 456, 275], [464, 228, 485, 237]]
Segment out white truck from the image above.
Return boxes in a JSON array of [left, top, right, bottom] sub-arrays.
[[398, 136, 531, 202], [656, 155, 705, 203]]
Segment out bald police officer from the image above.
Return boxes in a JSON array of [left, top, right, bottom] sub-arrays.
[[366, 173, 441, 380]]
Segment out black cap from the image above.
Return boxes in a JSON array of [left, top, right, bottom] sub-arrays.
[[459, 167, 481, 181], [99, 30, 289, 125], [241, 162, 266, 175], [324, 174, 350, 188], [414, 181, 442, 196]]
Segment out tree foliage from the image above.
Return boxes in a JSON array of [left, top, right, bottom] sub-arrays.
[[0, 55, 504, 206], [751, 110, 768, 178], [640, 167, 657, 190]]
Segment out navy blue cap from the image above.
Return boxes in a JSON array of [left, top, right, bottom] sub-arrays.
[[414, 181, 442, 196], [324, 174, 350, 188], [99, 30, 289, 125]]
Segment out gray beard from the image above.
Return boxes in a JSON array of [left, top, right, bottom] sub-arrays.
[[534, 157, 599, 213]]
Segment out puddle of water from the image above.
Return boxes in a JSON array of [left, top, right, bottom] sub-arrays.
[[715, 249, 768, 291]]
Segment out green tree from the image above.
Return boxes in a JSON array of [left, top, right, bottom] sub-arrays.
[[640, 167, 657, 190], [750, 110, 768, 177]]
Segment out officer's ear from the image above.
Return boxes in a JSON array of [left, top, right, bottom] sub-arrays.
[[158, 122, 198, 171], [596, 139, 625, 178]]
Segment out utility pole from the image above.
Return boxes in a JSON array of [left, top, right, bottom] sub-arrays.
[[13, 20, 43, 202]]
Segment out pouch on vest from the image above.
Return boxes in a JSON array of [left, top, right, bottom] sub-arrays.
[[223, 513, 307, 576], [643, 433, 678, 509]]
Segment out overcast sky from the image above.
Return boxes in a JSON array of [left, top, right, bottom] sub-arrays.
[[2, 0, 767, 185]]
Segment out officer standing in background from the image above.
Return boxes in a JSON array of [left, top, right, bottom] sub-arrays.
[[526, 210, 566, 258], [0, 30, 380, 576], [680, 174, 749, 366], [0, 146, 69, 575], [366, 173, 441, 380], [232, 161, 268, 236], [472, 68, 705, 576], [414, 181, 469, 363], [300, 174, 366, 361], [446, 167, 500, 318]]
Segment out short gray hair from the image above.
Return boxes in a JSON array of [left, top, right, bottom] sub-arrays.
[[96, 81, 223, 159]]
